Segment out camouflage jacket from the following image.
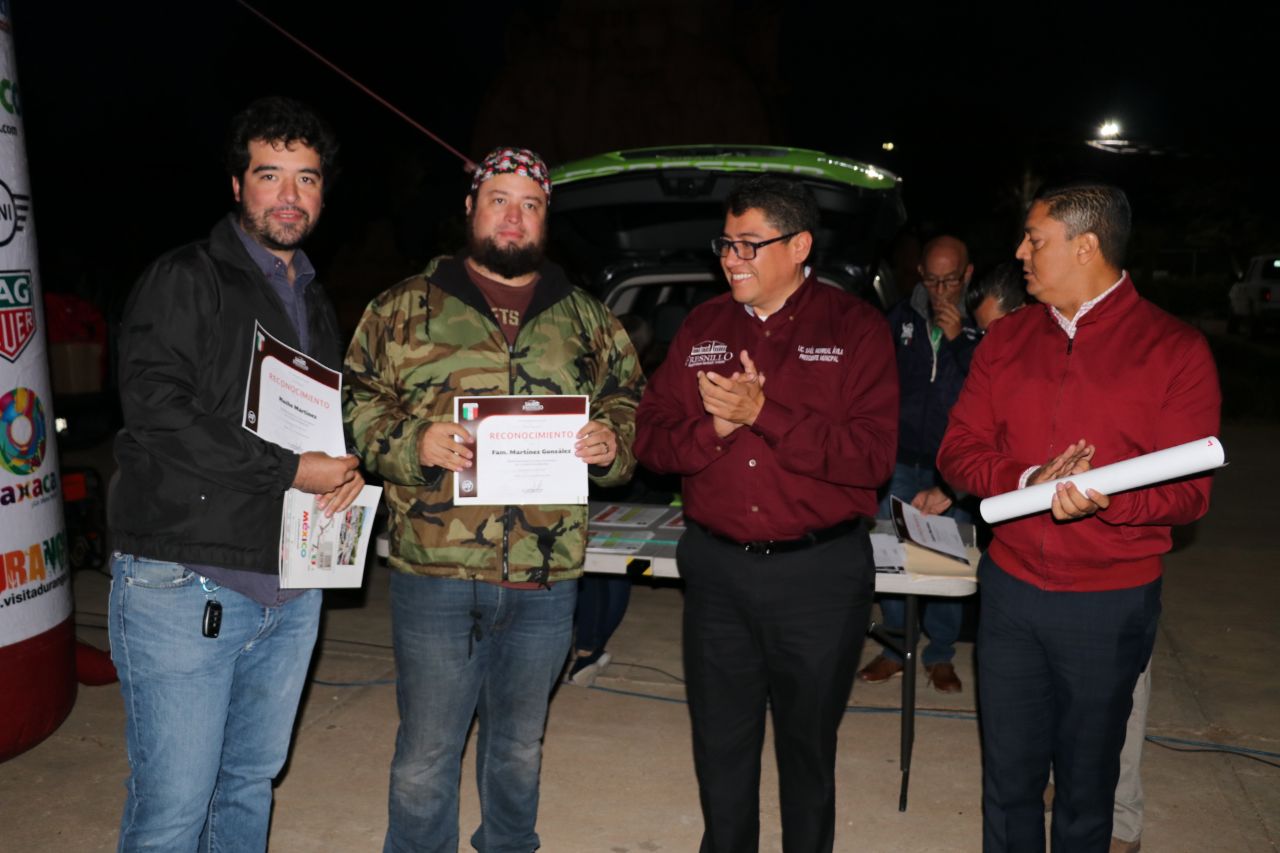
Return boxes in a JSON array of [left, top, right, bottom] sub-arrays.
[[343, 256, 643, 583]]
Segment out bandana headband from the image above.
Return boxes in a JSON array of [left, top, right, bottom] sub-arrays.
[[470, 147, 551, 200]]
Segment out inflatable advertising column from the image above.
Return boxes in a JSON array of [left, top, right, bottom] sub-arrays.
[[0, 5, 76, 762]]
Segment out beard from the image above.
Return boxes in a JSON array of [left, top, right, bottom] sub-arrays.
[[467, 219, 546, 279], [239, 203, 315, 251]]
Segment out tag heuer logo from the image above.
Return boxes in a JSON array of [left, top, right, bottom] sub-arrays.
[[0, 178, 29, 248], [0, 269, 34, 363]]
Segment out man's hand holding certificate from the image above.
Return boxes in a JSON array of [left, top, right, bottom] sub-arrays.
[[451, 396, 599, 505], [241, 322, 381, 587]]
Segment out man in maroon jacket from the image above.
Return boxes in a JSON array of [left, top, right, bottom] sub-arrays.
[[635, 175, 897, 853], [938, 183, 1221, 853]]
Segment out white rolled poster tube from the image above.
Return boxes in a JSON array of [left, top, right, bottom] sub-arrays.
[[979, 436, 1226, 524]]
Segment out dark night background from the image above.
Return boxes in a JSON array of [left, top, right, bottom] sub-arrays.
[[11, 2, 1280, 357]]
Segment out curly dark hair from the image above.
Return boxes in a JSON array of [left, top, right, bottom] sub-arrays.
[[225, 96, 339, 184], [724, 174, 820, 236]]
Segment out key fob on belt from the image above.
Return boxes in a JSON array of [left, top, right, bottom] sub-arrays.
[[202, 599, 223, 639]]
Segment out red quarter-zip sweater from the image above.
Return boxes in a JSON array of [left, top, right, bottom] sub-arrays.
[[635, 274, 898, 542], [938, 275, 1222, 591]]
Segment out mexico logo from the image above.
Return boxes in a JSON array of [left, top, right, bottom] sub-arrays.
[[0, 178, 29, 248], [0, 269, 34, 362], [685, 340, 733, 368], [0, 386, 46, 476]]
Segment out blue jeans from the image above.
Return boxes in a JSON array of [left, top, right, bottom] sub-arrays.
[[108, 553, 320, 852], [385, 573, 577, 853], [876, 462, 969, 666]]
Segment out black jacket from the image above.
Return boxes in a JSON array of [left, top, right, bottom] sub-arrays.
[[886, 284, 980, 465], [109, 216, 344, 572]]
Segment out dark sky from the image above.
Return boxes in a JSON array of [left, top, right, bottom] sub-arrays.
[[11, 1, 1278, 306]]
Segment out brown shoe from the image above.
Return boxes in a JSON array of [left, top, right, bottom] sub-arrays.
[[1109, 838, 1141, 853], [858, 655, 904, 683], [925, 662, 962, 694]]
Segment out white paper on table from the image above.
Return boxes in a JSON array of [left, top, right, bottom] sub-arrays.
[[241, 321, 345, 456], [870, 533, 907, 570], [591, 504, 670, 528], [890, 496, 970, 563], [279, 484, 383, 588], [453, 395, 589, 506], [980, 436, 1227, 524]]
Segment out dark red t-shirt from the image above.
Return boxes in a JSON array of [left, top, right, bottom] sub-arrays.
[[465, 262, 537, 345], [465, 261, 548, 589]]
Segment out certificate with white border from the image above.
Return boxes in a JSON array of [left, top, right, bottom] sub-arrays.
[[241, 321, 345, 456], [452, 395, 589, 506]]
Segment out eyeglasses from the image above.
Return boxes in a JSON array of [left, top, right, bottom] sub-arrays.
[[921, 275, 965, 291], [711, 232, 799, 260]]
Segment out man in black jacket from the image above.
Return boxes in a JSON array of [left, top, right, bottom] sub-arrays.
[[107, 97, 361, 851], [860, 235, 980, 694]]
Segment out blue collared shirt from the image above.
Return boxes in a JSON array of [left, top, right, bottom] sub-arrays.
[[230, 214, 316, 351]]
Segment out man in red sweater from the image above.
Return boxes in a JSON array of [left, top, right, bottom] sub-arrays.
[[636, 175, 897, 853], [938, 183, 1221, 853]]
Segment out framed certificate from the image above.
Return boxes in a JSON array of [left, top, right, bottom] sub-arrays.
[[452, 395, 589, 506]]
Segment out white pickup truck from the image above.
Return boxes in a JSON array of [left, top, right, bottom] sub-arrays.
[[1228, 254, 1280, 336]]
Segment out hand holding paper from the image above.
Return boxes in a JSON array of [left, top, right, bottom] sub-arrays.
[[418, 421, 474, 472], [317, 469, 367, 516], [292, 451, 359, 495], [575, 421, 618, 466], [980, 437, 1226, 524], [911, 486, 954, 516]]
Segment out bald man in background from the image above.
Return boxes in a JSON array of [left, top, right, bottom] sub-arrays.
[[860, 235, 980, 694]]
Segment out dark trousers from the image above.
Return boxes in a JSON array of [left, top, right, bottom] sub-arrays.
[[573, 574, 632, 655], [977, 555, 1160, 853], [678, 522, 875, 853]]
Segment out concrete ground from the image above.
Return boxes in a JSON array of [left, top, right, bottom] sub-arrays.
[[2, 421, 1277, 852]]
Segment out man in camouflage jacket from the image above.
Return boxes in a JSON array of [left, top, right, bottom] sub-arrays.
[[344, 147, 642, 853]]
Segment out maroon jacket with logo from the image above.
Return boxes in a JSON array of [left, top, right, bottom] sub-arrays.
[[938, 275, 1221, 591], [635, 274, 898, 542]]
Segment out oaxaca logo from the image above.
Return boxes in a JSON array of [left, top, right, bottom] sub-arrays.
[[685, 340, 733, 368], [1, 386, 45, 475], [0, 470, 57, 509], [0, 269, 34, 362], [0, 179, 29, 248]]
